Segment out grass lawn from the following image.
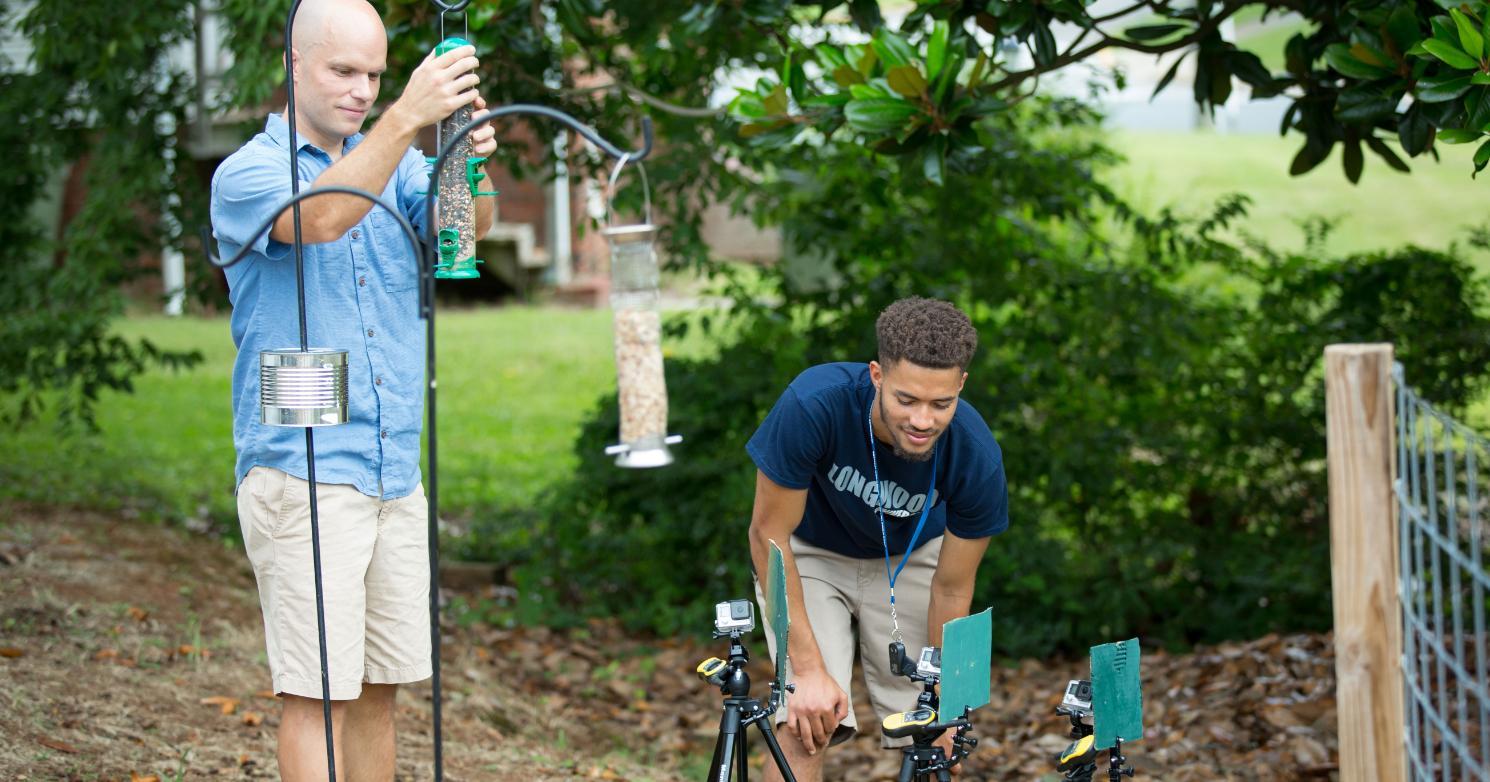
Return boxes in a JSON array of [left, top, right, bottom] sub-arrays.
[[0, 307, 634, 529], [1111, 130, 1490, 261], [7, 130, 1490, 529]]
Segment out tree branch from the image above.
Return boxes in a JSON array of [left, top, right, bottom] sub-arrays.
[[615, 82, 723, 118], [987, 0, 1247, 95], [1089, 1, 1157, 25], [1060, 26, 1094, 62]]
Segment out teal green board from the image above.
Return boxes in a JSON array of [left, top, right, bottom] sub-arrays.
[[1091, 638, 1144, 749], [768, 540, 790, 689], [939, 608, 992, 719]]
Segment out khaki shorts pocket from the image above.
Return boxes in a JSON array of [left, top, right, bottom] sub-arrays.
[[240, 467, 296, 540]]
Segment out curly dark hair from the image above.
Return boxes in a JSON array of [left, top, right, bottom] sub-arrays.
[[875, 297, 977, 370]]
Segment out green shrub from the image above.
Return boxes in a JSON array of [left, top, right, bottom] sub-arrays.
[[510, 316, 808, 635], [508, 102, 1490, 654]]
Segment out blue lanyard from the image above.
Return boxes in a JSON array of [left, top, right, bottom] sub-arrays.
[[867, 410, 939, 593]]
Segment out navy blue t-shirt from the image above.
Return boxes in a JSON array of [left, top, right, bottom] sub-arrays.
[[747, 362, 1009, 558]]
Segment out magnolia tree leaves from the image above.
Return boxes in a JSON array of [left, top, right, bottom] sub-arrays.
[[726, 0, 1490, 184]]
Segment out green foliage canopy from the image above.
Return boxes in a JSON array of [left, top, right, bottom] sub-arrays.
[[728, 1, 1490, 183], [0, 2, 204, 427], [533, 131, 1490, 654], [13, 1, 1490, 423], [11, 0, 1490, 656]]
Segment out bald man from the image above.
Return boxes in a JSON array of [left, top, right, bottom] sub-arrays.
[[208, 1, 496, 778]]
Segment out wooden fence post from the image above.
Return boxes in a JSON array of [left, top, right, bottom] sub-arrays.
[[1325, 343, 1407, 781]]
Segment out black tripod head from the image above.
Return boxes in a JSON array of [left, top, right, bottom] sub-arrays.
[[881, 642, 978, 779], [697, 629, 752, 697]]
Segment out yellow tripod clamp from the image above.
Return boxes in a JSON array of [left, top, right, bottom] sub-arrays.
[[696, 657, 727, 683], [1058, 734, 1097, 771], [882, 706, 937, 739]]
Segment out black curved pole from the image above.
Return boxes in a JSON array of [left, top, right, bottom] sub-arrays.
[[199, 185, 431, 322], [278, 3, 341, 781], [417, 102, 652, 781], [431, 0, 472, 12], [201, 187, 423, 270], [201, 186, 427, 780], [423, 106, 654, 267], [284, 0, 309, 352]]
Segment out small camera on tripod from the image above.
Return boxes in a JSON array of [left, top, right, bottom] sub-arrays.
[[916, 646, 941, 678], [714, 599, 755, 637], [1058, 679, 1094, 723]]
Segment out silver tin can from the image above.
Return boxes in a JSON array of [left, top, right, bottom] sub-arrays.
[[259, 348, 350, 427]]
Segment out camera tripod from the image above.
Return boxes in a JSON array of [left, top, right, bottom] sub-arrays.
[[1055, 680, 1134, 781], [882, 643, 978, 782], [696, 630, 796, 782]]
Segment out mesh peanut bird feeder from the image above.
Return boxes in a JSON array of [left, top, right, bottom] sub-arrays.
[[602, 154, 680, 468]]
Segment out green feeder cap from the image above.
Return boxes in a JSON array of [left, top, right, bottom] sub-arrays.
[[435, 36, 472, 56], [441, 256, 482, 279]]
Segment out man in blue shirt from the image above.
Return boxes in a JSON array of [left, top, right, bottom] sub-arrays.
[[209, 0, 496, 778], [747, 298, 1009, 781]]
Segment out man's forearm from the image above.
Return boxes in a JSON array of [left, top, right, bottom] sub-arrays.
[[273, 108, 421, 243], [306, 110, 422, 232], [927, 585, 975, 648]]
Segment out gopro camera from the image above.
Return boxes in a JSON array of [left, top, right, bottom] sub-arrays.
[[714, 599, 755, 635], [1060, 679, 1093, 717], [916, 646, 942, 678]]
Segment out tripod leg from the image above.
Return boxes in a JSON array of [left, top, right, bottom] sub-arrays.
[[710, 703, 742, 782], [933, 746, 952, 782], [754, 718, 797, 782], [707, 729, 727, 781], [735, 720, 749, 782], [717, 730, 739, 782], [898, 752, 916, 782]]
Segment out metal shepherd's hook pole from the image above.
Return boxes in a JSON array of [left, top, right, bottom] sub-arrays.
[[280, 4, 338, 782], [419, 0, 653, 777]]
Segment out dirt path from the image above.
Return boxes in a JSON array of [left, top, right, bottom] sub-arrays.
[[1, 504, 1340, 781], [0, 505, 678, 781]]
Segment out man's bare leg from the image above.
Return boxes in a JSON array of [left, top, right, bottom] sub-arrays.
[[344, 683, 398, 781], [280, 695, 348, 782], [762, 727, 828, 782]]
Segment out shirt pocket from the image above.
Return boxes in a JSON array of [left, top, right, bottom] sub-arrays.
[[367, 208, 420, 293]]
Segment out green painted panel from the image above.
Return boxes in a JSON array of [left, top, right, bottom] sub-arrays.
[[1091, 638, 1144, 749], [939, 608, 992, 719], [768, 540, 790, 689]]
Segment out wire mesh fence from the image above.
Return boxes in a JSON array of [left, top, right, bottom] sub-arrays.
[[1396, 362, 1490, 780]]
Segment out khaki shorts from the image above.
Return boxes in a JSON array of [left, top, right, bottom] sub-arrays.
[[755, 534, 943, 748], [237, 466, 432, 700]]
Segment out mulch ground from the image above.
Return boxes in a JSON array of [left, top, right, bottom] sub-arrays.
[[0, 503, 1338, 780]]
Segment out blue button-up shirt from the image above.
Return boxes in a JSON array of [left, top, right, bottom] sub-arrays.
[[210, 113, 430, 500]]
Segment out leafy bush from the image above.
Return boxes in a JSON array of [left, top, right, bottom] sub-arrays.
[[1, 2, 203, 428], [506, 105, 1490, 654], [507, 318, 807, 635]]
